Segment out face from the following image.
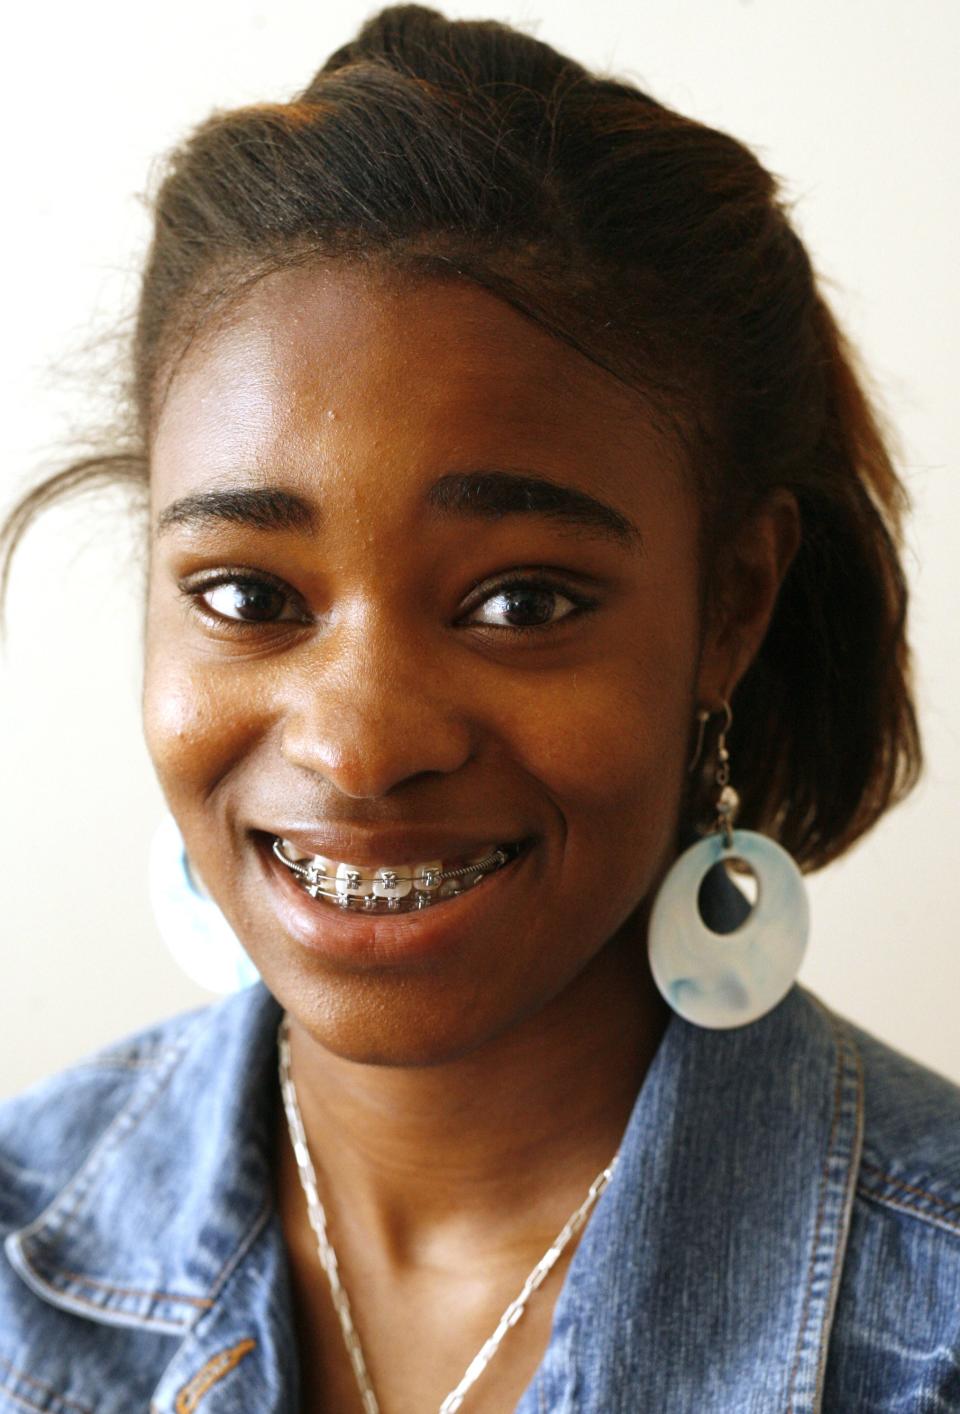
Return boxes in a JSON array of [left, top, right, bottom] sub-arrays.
[[144, 263, 740, 1066]]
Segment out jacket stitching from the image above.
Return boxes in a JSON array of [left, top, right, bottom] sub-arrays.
[[174, 1340, 256, 1414], [0, 1279, 188, 1333], [856, 1184, 960, 1239], [14, 1005, 229, 1257], [44, 1269, 214, 1309], [14, 1042, 190, 1251], [813, 1030, 864, 1407], [785, 1019, 844, 1412], [0, 1387, 50, 1414], [859, 1162, 960, 1215], [204, 1193, 274, 1302], [785, 1007, 863, 1414], [0, 1356, 93, 1414]]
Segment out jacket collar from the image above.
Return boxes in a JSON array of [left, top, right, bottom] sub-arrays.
[[7, 984, 863, 1413], [5, 981, 285, 1334], [518, 986, 865, 1414]]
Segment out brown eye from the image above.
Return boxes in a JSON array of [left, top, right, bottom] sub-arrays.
[[467, 581, 580, 630], [198, 578, 299, 623]]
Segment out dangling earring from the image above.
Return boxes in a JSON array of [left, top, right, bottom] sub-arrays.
[[148, 812, 260, 995], [647, 701, 809, 1029]]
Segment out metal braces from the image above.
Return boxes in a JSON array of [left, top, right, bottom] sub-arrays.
[[270, 839, 516, 908]]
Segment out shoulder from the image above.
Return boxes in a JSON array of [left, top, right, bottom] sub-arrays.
[[0, 988, 264, 1235], [823, 1003, 960, 1409], [845, 1008, 960, 1235]]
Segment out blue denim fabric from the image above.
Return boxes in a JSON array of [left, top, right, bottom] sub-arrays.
[[2, 981, 959, 1412]]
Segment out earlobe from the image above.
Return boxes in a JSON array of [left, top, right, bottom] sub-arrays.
[[696, 488, 801, 705]]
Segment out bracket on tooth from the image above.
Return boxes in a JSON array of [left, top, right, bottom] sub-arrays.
[[415, 893, 432, 909]]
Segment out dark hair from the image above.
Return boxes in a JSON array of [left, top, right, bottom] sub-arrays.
[[0, 3, 921, 870]]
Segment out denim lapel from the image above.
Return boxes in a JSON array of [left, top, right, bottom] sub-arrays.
[[519, 987, 864, 1414], [4, 982, 284, 1335]]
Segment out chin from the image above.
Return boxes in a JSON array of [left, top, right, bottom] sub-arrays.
[[267, 963, 512, 1070]]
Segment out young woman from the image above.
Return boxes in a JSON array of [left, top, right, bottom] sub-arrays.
[[1, 6, 956, 1411]]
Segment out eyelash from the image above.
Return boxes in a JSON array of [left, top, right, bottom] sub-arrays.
[[178, 569, 598, 637]]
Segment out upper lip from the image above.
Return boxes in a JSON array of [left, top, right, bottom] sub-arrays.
[[258, 826, 526, 867]]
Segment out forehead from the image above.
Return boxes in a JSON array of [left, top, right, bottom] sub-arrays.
[[150, 261, 687, 510]]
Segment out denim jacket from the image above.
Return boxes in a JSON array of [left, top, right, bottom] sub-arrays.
[[2, 981, 960, 1412]]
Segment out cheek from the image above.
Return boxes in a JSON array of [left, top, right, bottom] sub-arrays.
[[142, 638, 256, 808], [493, 600, 700, 913]]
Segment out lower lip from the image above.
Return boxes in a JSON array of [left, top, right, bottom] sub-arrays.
[[254, 833, 533, 968]]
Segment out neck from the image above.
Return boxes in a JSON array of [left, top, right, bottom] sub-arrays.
[[281, 925, 669, 1264]]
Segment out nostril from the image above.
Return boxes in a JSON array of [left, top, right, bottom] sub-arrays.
[[280, 703, 474, 799]]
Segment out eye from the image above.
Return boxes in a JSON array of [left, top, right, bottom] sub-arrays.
[[181, 573, 306, 625], [464, 577, 592, 631]]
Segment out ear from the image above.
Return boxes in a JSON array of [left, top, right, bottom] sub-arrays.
[[695, 488, 801, 707]]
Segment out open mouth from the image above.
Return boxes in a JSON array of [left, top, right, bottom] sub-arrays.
[[268, 835, 528, 915]]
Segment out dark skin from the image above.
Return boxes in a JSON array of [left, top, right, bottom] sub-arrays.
[[143, 263, 799, 1412]]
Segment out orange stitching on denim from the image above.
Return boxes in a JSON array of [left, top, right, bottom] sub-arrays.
[[859, 1162, 960, 1214], [0, 1355, 93, 1413], [785, 1018, 846, 1414], [50, 1268, 213, 1308], [174, 1340, 256, 1413], [857, 1184, 960, 1238], [0, 1385, 48, 1414]]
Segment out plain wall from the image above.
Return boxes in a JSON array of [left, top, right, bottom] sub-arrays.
[[1, 0, 958, 1098]]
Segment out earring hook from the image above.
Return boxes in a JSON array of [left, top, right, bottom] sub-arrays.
[[714, 699, 738, 847]]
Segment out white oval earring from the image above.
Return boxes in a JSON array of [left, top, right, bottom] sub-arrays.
[[148, 812, 260, 995], [647, 704, 809, 1029]]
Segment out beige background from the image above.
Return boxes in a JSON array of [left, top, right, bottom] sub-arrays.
[[1, 0, 957, 1098]]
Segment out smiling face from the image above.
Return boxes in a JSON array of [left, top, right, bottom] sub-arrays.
[[143, 262, 743, 1065]]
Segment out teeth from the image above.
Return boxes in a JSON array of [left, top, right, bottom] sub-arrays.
[[335, 863, 373, 898], [413, 861, 444, 892], [372, 868, 413, 901], [276, 840, 508, 901]]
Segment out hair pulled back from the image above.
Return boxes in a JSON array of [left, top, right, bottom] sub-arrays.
[[0, 3, 921, 869]]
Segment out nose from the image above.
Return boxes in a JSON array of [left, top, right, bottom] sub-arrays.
[[279, 616, 475, 799]]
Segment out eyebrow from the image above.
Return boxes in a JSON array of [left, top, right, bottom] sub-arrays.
[[155, 487, 316, 537], [426, 471, 643, 551], [155, 469, 643, 552]]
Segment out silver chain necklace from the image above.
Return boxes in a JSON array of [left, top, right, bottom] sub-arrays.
[[277, 1015, 619, 1414]]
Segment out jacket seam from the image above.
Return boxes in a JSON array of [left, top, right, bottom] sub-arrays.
[[0, 1356, 92, 1414], [855, 1183, 960, 1240], [785, 1020, 843, 1411], [814, 1026, 864, 1407], [45, 1269, 214, 1309], [785, 1005, 864, 1414], [0, 1275, 190, 1333], [13, 1045, 190, 1251], [204, 1192, 275, 1304], [859, 1161, 960, 1215], [0, 1387, 51, 1414]]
